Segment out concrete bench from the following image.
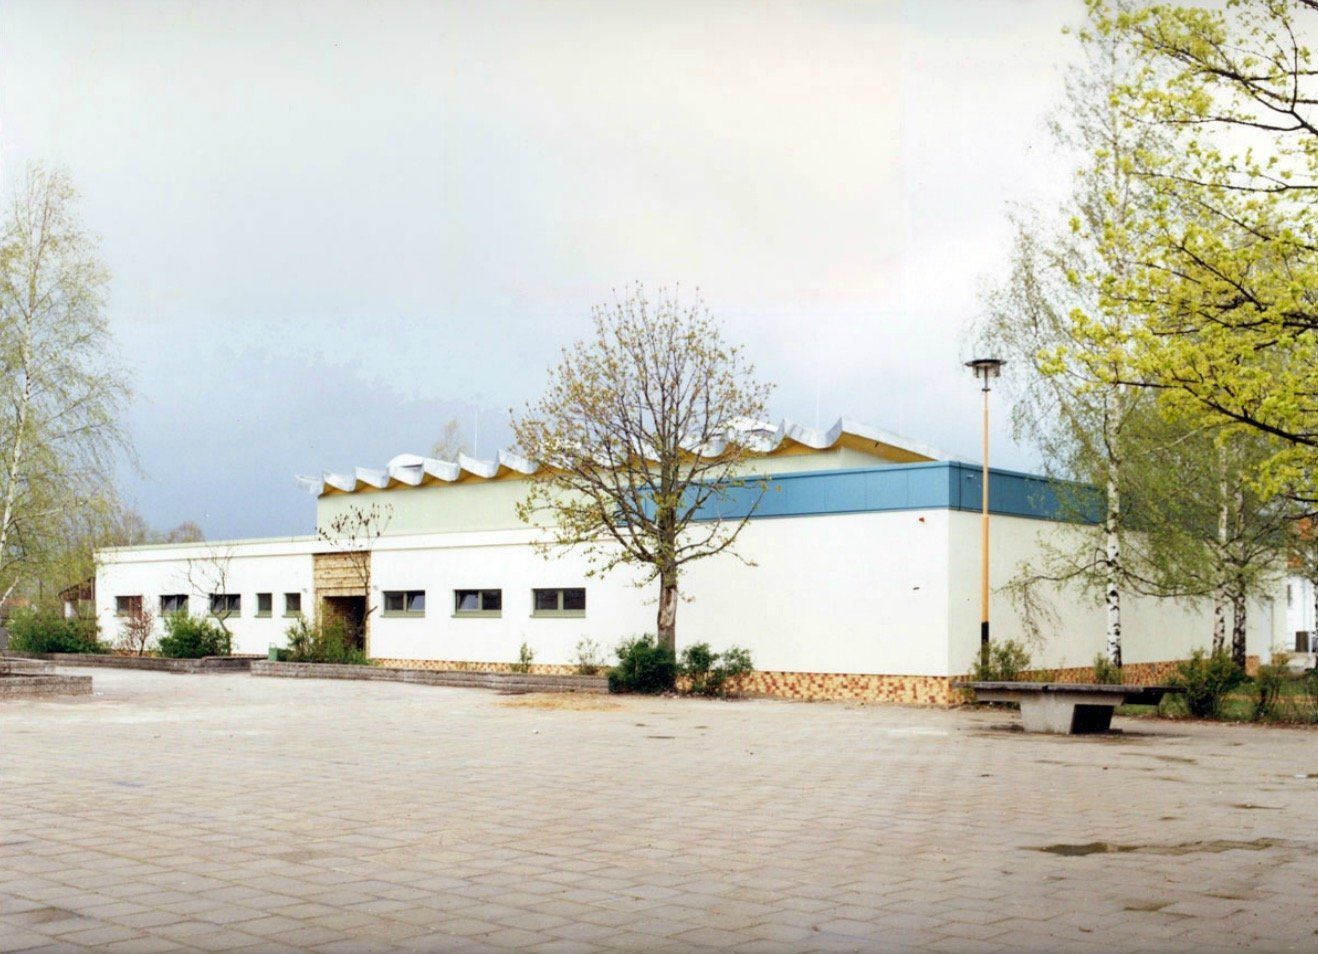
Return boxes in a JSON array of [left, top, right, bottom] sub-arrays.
[[965, 681, 1182, 734]]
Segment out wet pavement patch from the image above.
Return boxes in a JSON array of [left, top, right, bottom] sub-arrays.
[[1034, 838, 1282, 857]]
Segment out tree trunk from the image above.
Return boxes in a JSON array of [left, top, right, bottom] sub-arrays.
[[1104, 474, 1122, 667], [1230, 588, 1247, 669], [1211, 587, 1227, 655], [656, 572, 678, 655]]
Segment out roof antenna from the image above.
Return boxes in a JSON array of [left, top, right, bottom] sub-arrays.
[[814, 379, 821, 430]]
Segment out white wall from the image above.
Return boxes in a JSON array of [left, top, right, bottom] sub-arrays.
[[1284, 575, 1315, 650], [365, 509, 951, 675], [96, 538, 317, 656], [96, 509, 1286, 676], [947, 511, 1286, 674]]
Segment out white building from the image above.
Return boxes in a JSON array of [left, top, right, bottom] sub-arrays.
[[1284, 574, 1316, 662], [95, 419, 1284, 703]]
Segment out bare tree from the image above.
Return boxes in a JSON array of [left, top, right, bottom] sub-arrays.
[[430, 417, 467, 461], [117, 600, 155, 656], [0, 165, 127, 606], [160, 521, 204, 544], [512, 285, 773, 653], [316, 502, 393, 622], [182, 545, 236, 638]]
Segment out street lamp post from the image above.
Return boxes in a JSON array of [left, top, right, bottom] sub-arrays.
[[965, 358, 1004, 668]]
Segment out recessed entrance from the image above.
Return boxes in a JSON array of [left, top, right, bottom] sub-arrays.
[[321, 595, 367, 650]]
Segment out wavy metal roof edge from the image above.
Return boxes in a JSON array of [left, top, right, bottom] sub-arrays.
[[295, 416, 963, 498]]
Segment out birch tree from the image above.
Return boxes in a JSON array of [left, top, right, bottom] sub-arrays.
[[980, 36, 1163, 667], [0, 165, 126, 606], [1124, 422, 1289, 667], [1082, 0, 1318, 504], [512, 285, 773, 654]]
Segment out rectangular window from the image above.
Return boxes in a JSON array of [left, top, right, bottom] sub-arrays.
[[115, 595, 143, 617], [532, 587, 586, 617], [210, 593, 240, 617], [383, 590, 426, 617], [454, 589, 501, 617], [159, 594, 189, 615], [284, 592, 302, 616], [256, 593, 272, 617]]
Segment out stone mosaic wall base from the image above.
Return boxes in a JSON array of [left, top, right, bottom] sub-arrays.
[[366, 656, 1261, 707], [1043, 656, 1260, 685], [372, 658, 589, 676], [741, 671, 956, 705]]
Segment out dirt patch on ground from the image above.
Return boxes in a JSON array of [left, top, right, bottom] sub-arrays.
[[496, 693, 623, 712]]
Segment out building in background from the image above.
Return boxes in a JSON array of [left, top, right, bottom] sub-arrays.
[[95, 418, 1284, 703]]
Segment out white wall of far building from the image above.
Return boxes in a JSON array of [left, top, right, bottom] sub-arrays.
[[96, 538, 317, 656], [1284, 575, 1316, 650]]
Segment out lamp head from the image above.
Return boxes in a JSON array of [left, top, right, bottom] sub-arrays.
[[965, 357, 1005, 390]]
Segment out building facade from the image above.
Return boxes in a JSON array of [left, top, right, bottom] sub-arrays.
[[95, 419, 1285, 703]]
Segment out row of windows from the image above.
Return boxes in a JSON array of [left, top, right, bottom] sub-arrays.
[[116, 593, 301, 618], [384, 588, 585, 619], [113, 588, 585, 620]]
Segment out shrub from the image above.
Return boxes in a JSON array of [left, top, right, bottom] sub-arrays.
[[1171, 648, 1244, 719], [680, 642, 756, 698], [283, 615, 367, 665], [513, 641, 535, 674], [157, 613, 231, 658], [7, 609, 102, 654], [1253, 648, 1291, 721], [608, 634, 677, 694], [574, 637, 605, 675], [1092, 653, 1122, 686], [969, 639, 1033, 682]]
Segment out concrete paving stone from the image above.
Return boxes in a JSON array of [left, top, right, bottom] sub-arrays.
[[3, 667, 1316, 952]]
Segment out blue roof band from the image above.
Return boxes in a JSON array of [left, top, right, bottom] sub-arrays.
[[695, 462, 1100, 524]]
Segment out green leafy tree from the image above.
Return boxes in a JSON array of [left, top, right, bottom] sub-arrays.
[[1121, 416, 1289, 667], [512, 285, 772, 653], [1079, 0, 1318, 503]]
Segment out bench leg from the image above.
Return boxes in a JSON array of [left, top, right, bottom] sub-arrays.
[[1018, 697, 1117, 734], [1019, 696, 1079, 734], [1070, 704, 1114, 734]]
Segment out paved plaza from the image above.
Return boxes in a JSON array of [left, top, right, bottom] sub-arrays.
[[1, 668, 1315, 953]]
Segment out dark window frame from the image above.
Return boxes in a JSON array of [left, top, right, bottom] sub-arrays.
[[531, 587, 586, 618], [453, 589, 502, 617], [383, 590, 426, 617], [115, 595, 143, 617]]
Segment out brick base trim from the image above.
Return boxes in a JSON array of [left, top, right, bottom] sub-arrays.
[[366, 656, 1253, 707]]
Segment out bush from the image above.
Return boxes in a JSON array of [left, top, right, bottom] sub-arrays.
[[1253, 648, 1291, 721], [1092, 653, 1122, 686], [7, 609, 102, 654], [969, 639, 1033, 682], [157, 613, 231, 658], [574, 637, 606, 675], [680, 642, 755, 698], [283, 616, 367, 665], [1172, 648, 1244, 719], [513, 641, 535, 674], [608, 634, 677, 694]]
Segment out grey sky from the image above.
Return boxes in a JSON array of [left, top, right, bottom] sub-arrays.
[[0, 0, 1080, 538]]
